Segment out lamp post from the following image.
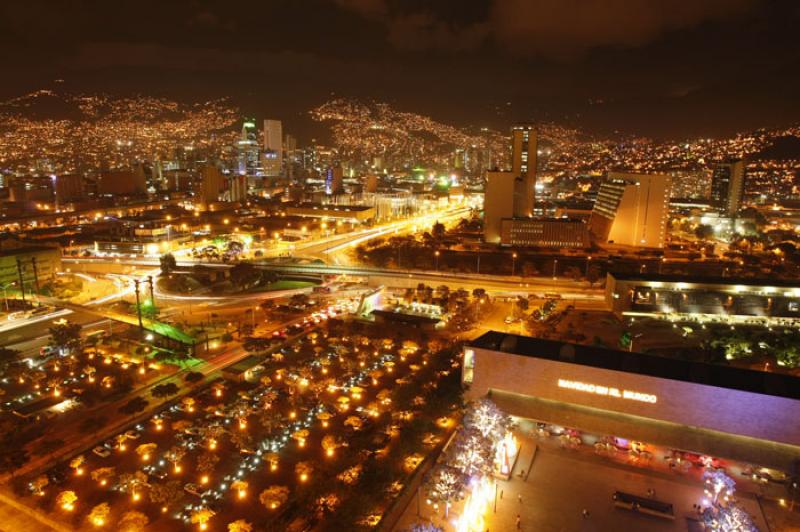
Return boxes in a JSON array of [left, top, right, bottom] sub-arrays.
[[585, 256, 592, 278], [434, 250, 440, 271], [15, 259, 26, 304], [147, 275, 155, 306], [133, 280, 144, 330], [512, 252, 518, 276], [659, 257, 665, 274], [552, 259, 558, 280]]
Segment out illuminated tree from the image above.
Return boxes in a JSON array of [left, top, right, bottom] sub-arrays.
[[190, 507, 215, 529], [228, 520, 253, 532], [30, 474, 48, 496], [462, 398, 510, 441], [446, 425, 495, 477], [70, 455, 86, 475], [91, 467, 116, 486], [424, 463, 466, 513], [259, 485, 290, 510], [135, 443, 157, 461], [344, 415, 363, 430], [165, 445, 186, 469], [118, 511, 149, 532], [700, 470, 758, 531], [231, 480, 249, 499], [295, 461, 314, 481], [337, 464, 362, 485], [88, 502, 111, 527], [56, 490, 78, 511], [117, 471, 148, 496]]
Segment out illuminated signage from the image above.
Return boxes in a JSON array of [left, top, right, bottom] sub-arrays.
[[557, 379, 657, 404]]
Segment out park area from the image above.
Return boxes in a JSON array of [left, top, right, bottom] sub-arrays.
[[10, 318, 462, 531]]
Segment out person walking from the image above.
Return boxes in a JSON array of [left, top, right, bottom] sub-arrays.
[[518, 494, 523, 504], [516, 514, 521, 529], [582, 508, 590, 518]]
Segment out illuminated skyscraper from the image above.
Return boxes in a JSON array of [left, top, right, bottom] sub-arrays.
[[237, 118, 261, 177], [510, 124, 537, 217], [483, 124, 538, 243], [589, 172, 671, 248], [710, 159, 745, 216], [263, 119, 283, 177]]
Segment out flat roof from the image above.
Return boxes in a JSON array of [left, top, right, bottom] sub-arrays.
[[608, 271, 800, 289], [469, 331, 800, 401], [0, 246, 60, 257]]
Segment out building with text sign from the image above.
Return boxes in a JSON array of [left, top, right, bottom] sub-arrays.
[[464, 331, 800, 472]]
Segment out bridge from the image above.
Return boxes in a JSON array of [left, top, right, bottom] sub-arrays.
[[36, 295, 197, 347]]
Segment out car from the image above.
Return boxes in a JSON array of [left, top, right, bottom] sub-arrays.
[[184, 483, 207, 497], [124, 430, 141, 440], [92, 446, 111, 458]]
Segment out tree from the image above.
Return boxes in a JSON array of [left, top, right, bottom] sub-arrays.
[[136, 443, 157, 461], [160, 253, 177, 275], [231, 480, 249, 499], [228, 520, 253, 532], [700, 470, 758, 531], [118, 471, 148, 495], [48, 321, 82, 354], [196, 451, 219, 473], [152, 383, 180, 398], [191, 508, 215, 529], [56, 490, 78, 511], [462, 398, 511, 440], [185, 371, 204, 384], [119, 397, 148, 415], [471, 288, 486, 300], [148, 480, 184, 507], [88, 502, 111, 527], [90, 467, 116, 486], [30, 474, 49, 496], [423, 463, 466, 515], [260, 485, 290, 510], [118, 511, 149, 532]]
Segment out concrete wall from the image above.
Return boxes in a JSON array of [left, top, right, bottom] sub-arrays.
[[464, 346, 800, 447]]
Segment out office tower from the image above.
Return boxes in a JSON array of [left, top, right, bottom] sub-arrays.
[[263, 119, 283, 177], [589, 172, 672, 248], [483, 170, 517, 243], [198, 164, 225, 207], [483, 125, 538, 243], [325, 165, 343, 195], [226, 174, 247, 203], [511, 124, 537, 217], [52, 174, 84, 205], [710, 159, 745, 216], [237, 118, 261, 177]]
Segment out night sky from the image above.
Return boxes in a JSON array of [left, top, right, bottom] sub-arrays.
[[2, 0, 799, 140]]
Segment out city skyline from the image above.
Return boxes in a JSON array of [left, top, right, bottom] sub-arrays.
[[1, 1, 799, 139]]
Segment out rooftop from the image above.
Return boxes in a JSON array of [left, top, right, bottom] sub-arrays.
[[608, 271, 800, 289], [469, 331, 800, 401]]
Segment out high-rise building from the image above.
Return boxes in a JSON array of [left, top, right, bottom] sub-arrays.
[[483, 125, 538, 243], [237, 118, 261, 177], [710, 159, 745, 216], [325, 166, 344, 195], [511, 124, 537, 217], [589, 172, 671, 248], [198, 164, 225, 207], [52, 174, 84, 205], [226, 174, 247, 203], [263, 119, 283, 177]]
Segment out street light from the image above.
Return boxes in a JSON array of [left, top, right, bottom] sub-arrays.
[[552, 259, 558, 280], [585, 256, 592, 278], [511, 252, 518, 276], [434, 250, 440, 271]]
